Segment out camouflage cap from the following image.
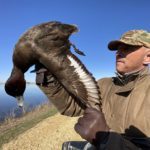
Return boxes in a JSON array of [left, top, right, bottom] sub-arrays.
[[108, 30, 150, 50]]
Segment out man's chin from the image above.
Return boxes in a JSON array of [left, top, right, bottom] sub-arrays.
[[116, 67, 126, 75]]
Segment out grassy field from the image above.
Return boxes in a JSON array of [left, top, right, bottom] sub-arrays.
[[0, 103, 57, 149], [2, 113, 83, 150]]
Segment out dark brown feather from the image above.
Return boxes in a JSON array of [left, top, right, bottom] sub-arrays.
[[5, 21, 101, 110]]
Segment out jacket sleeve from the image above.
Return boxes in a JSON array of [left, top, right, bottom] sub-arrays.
[[39, 74, 86, 116], [98, 132, 144, 150]]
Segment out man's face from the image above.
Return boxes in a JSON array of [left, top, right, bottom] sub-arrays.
[[115, 44, 148, 74]]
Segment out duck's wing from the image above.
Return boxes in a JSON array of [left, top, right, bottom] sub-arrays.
[[12, 21, 101, 110], [36, 46, 101, 110]]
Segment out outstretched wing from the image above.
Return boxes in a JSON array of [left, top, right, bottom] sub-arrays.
[[37, 48, 101, 110], [12, 21, 101, 110], [66, 53, 101, 109]]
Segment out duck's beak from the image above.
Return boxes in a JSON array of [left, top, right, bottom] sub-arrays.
[[15, 96, 24, 108]]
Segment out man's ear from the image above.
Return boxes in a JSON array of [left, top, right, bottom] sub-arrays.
[[143, 49, 150, 65]]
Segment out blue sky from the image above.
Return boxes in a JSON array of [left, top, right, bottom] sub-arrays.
[[0, 0, 150, 82]]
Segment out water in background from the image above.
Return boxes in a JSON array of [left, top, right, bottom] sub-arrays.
[[0, 83, 50, 122]]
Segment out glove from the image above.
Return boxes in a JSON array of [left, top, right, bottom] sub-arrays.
[[74, 108, 110, 147]]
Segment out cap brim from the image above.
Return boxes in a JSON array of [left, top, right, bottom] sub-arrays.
[[108, 40, 125, 51]]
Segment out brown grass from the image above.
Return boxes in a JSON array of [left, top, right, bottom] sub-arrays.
[[0, 102, 53, 133], [2, 114, 84, 150], [0, 103, 58, 149]]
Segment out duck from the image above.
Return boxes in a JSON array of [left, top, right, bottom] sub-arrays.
[[5, 21, 101, 110]]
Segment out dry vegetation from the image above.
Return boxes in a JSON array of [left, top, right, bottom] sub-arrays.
[[2, 113, 84, 150], [0, 84, 84, 150], [0, 103, 53, 132], [0, 103, 57, 149]]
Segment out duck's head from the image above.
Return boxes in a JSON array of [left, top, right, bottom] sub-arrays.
[[5, 67, 26, 107]]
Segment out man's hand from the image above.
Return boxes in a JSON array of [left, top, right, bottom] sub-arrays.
[[74, 108, 109, 145]]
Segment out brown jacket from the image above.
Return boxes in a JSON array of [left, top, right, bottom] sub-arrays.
[[40, 67, 150, 149]]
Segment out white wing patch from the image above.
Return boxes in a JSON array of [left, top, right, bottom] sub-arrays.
[[67, 55, 99, 102]]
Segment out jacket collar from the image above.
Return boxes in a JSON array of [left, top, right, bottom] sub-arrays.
[[114, 67, 149, 94], [115, 67, 149, 85]]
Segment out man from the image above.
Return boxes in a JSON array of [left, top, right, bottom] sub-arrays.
[[40, 30, 150, 149]]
